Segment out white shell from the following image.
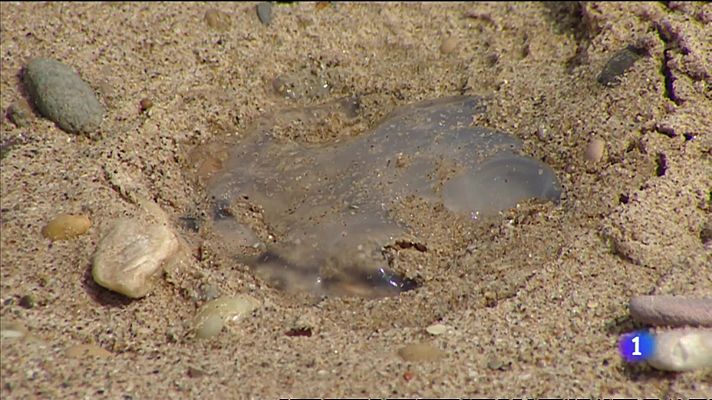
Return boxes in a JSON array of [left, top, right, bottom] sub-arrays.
[[648, 328, 712, 372]]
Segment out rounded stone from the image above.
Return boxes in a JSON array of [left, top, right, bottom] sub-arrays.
[[92, 219, 179, 298], [629, 295, 712, 327], [585, 138, 605, 163], [256, 2, 272, 25], [648, 328, 712, 372], [425, 323, 449, 335], [23, 58, 104, 135], [42, 213, 91, 241]]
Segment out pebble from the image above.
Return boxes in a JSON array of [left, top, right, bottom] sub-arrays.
[[23, 58, 104, 135], [193, 295, 260, 339], [647, 328, 712, 372], [41, 213, 91, 241], [397, 342, 445, 362], [629, 295, 712, 327], [204, 8, 231, 31], [92, 219, 179, 298], [597, 45, 646, 87], [139, 98, 153, 113], [584, 138, 605, 163], [18, 294, 36, 309], [6, 99, 33, 127], [439, 36, 459, 55], [65, 343, 112, 359], [256, 2, 272, 25], [425, 323, 449, 336]]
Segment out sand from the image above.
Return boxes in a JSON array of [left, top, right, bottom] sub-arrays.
[[1, 2, 710, 398]]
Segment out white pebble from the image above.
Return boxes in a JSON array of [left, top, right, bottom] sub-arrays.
[[648, 328, 712, 372], [92, 219, 179, 298], [425, 323, 450, 335], [193, 295, 260, 339]]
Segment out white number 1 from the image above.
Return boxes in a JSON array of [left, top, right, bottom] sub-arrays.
[[632, 336, 642, 356]]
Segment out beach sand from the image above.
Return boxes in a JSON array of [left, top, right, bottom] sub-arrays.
[[1, 2, 710, 398]]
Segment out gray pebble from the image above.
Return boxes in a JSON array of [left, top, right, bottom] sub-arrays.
[[23, 58, 104, 135], [256, 2, 272, 25], [597, 45, 645, 87]]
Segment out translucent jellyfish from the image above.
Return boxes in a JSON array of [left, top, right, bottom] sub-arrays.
[[200, 96, 561, 297]]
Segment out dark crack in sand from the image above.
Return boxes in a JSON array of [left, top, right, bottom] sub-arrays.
[[194, 96, 561, 297]]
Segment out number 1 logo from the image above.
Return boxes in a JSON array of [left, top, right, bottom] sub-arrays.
[[619, 330, 655, 362]]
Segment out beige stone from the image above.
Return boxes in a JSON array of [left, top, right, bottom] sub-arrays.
[[41, 214, 91, 240], [92, 219, 179, 298]]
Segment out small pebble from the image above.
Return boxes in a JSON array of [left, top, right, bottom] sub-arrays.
[[92, 219, 179, 299], [629, 295, 712, 327], [193, 295, 260, 339], [41, 214, 91, 241], [425, 323, 449, 336], [65, 343, 112, 359], [204, 8, 231, 31], [486, 356, 512, 371], [597, 45, 646, 87], [648, 328, 712, 372], [256, 2, 272, 25], [23, 58, 104, 135], [397, 342, 445, 362], [139, 98, 153, 113], [585, 138, 605, 163], [18, 294, 36, 309], [187, 366, 208, 378], [439, 36, 459, 55], [6, 99, 33, 127]]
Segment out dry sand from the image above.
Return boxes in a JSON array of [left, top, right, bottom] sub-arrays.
[[1, 2, 710, 398]]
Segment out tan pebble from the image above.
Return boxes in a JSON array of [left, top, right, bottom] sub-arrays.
[[397, 342, 445, 362], [585, 138, 605, 163], [92, 219, 179, 298], [425, 323, 449, 335], [65, 343, 112, 359], [204, 8, 231, 31], [193, 295, 260, 339], [139, 98, 153, 112], [41, 214, 91, 241], [440, 36, 459, 55], [648, 328, 712, 372]]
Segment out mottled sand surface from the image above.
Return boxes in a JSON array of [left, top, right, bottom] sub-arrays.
[[1, 2, 710, 398]]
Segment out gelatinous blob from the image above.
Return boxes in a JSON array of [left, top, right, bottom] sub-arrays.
[[202, 96, 561, 297]]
